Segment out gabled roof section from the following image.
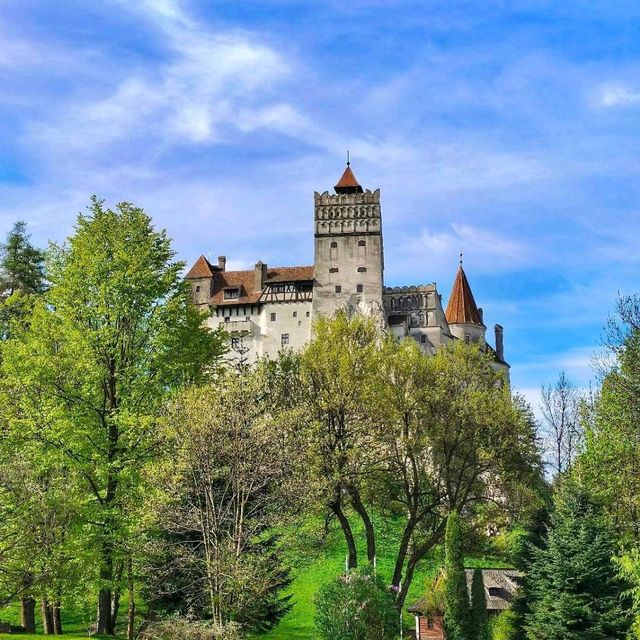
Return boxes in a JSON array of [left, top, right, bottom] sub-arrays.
[[445, 265, 483, 325], [192, 265, 314, 306], [185, 255, 217, 279], [335, 164, 364, 194]]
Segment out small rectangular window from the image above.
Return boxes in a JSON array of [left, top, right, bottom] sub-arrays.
[[270, 312, 277, 322], [224, 288, 240, 300], [420, 335, 427, 343], [306, 311, 310, 317], [335, 285, 341, 293], [281, 333, 289, 346], [356, 284, 363, 293], [195, 285, 201, 292], [224, 317, 230, 323], [358, 240, 366, 247], [293, 311, 297, 318], [357, 267, 367, 273], [329, 267, 339, 273], [231, 337, 240, 349]]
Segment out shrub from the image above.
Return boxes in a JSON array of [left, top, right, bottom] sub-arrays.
[[314, 566, 399, 640], [140, 617, 244, 640]]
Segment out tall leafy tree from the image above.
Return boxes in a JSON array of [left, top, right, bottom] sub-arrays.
[[146, 364, 294, 631], [1, 197, 226, 634], [470, 569, 490, 640], [525, 482, 632, 640], [443, 511, 471, 640]]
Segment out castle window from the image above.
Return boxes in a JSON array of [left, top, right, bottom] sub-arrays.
[[358, 240, 366, 247], [195, 285, 201, 293], [335, 285, 342, 293], [231, 337, 240, 349], [224, 317, 230, 323], [357, 267, 367, 273], [281, 333, 289, 347], [421, 335, 427, 343], [245, 316, 250, 322], [356, 284, 363, 293], [270, 312, 277, 322], [465, 334, 470, 343], [331, 241, 338, 248], [293, 311, 297, 318], [224, 287, 240, 300], [329, 267, 339, 273], [306, 311, 310, 317]]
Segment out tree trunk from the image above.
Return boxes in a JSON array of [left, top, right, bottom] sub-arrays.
[[127, 558, 135, 640], [349, 485, 376, 563], [329, 490, 357, 569], [40, 598, 54, 635], [52, 602, 63, 635], [20, 597, 36, 633], [97, 587, 113, 635], [111, 587, 121, 631]]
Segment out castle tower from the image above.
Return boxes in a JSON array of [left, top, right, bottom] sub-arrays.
[[445, 260, 486, 346], [312, 163, 384, 318]]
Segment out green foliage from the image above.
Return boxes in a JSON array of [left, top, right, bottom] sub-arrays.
[[314, 566, 399, 640], [0, 198, 226, 631], [0, 221, 45, 298], [491, 610, 518, 640], [444, 511, 471, 640], [616, 549, 640, 639], [146, 365, 294, 631], [470, 569, 490, 640], [525, 482, 632, 640]]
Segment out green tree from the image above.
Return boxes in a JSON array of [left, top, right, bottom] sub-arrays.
[[469, 569, 490, 640], [314, 566, 399, 640], [525, 482, 632, 640], [0, 221, 45, 298], [146, 363, 294, 631], [443, 511, 471, 640], [296, 317, 544, 611], [0, 197, 225, 634]]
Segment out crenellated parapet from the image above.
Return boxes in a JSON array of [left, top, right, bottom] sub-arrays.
[[314, 189, 381, 236]]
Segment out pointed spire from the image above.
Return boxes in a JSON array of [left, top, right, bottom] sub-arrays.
[[445, 262, 483, 325], [335, 154, 364, 194]]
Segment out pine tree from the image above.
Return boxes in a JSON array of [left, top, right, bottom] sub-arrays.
[[444, 511, 471, 640], [0, 221, 45, 297], [470, 569, 490, 640], [525, 483, 632, 640]]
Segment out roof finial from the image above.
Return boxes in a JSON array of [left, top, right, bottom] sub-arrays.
[[346, 150, 350, 167], [459, 251, 463, 266]]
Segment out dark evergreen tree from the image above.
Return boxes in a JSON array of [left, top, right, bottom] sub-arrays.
[[470, 569, 490, 640], [525, 483, 632, 640], [0, 221, 45, 297], [444, 511, 471, 640]]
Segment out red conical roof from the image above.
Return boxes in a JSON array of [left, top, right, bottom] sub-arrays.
[[445, 265, 483, 325], [335, 165, 363, 194]]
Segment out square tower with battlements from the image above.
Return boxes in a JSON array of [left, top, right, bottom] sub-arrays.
[[312, 164, 384, 319]]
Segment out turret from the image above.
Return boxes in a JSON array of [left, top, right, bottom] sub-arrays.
[[444, 259, 486, 346]]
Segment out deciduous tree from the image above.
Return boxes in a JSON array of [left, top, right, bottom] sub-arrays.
[[0, 198, 225, 634]]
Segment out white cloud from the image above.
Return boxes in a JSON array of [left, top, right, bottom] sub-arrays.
[[594, 83, 640, 108]]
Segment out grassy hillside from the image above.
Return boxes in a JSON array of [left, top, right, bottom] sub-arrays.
[[0, 513, 510, 639]]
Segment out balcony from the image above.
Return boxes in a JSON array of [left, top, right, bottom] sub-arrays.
[[220, 318, 255, 336]]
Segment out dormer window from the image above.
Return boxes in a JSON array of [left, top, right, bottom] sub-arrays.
[[223, 287, 240, 300], [488, 587, 501, 597]]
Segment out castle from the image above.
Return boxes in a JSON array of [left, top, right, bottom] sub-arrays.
[[186, 164, 509, 377]]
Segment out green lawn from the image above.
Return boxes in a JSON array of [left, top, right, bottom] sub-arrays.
[[1, 514, 510, 639]]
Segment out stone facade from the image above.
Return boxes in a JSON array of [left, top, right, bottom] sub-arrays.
[[185, 165, 509, 377]]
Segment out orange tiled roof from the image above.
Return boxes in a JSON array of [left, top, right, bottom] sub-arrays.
[[445, 265, 483, 325], [335, 166, 361, 190], [185, 255, 217, 279], [186, 260, 314, 305]]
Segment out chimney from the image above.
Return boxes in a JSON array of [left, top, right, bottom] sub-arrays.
[[254, 261, 267, 291], [494, 324, 504, 361], [218, 255, 226, 271], [478, 307, 484, 324]]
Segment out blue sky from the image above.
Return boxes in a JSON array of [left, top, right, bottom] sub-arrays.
[[1, 0, 640, 406]]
